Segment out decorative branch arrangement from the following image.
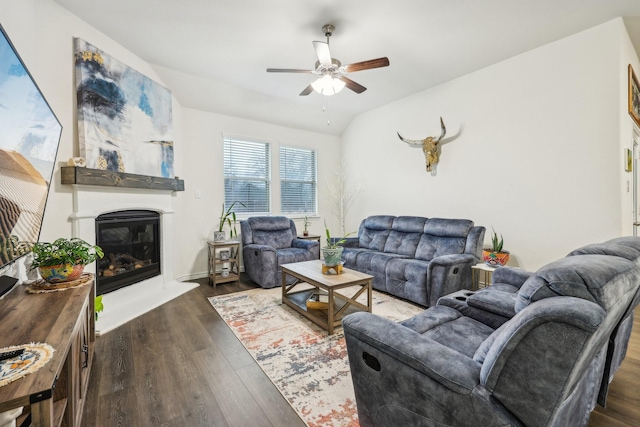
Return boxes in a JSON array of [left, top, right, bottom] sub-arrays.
[[326, 161, 363, 237]]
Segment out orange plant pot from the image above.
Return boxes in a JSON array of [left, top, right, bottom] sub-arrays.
[[482, 250, 510, 267]]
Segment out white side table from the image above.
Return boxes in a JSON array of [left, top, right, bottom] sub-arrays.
[[472, 263, 497, 290]]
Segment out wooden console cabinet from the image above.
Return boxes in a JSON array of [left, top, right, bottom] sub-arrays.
[[0, 280, 95, 427]]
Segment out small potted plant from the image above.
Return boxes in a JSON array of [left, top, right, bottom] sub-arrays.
[[302, 215, 311, 237], [31, 237, 104, 283], [482, 228, 510, 267], [322, 221, 354, 267], [215, 201, 246, 241]]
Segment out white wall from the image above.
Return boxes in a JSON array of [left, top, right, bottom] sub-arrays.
[[0, 0, 184, 279], [342, 19, 636, 271], [3, 2, 639, 278], [176, 108, 340, 278], [0, 0, 339, 280], [621, 21, 640, 235]]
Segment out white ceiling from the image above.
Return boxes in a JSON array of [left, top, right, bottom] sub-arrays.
[[54, 0, 640, 136]]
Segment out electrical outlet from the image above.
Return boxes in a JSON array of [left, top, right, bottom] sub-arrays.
[[195, 189, 202, 199]]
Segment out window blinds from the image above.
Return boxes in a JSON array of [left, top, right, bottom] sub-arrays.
[[223, 137, 271, 214], [280, 146, 317, 214]]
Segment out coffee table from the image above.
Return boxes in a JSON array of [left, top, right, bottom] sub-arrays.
[[281, 259, 373, 334]]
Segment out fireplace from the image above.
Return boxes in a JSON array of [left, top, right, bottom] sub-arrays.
[[95, 210, 161, 295]]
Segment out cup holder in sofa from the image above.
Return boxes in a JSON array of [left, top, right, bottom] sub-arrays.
[[464, 292, 474, 297], [455, 296, 467, 301]]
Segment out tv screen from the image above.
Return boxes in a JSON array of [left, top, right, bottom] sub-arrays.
[[0, 22, 62, 274]]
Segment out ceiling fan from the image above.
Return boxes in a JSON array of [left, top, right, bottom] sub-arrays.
[[267, 24, 390, 96]]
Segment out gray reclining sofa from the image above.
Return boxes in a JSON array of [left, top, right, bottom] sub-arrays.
[[343, 237, 640, 427], [340, 215, 485, 306]]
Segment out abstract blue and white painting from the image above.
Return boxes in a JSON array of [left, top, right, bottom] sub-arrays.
[[0, 24, 62, 267], [74, 38, 174, 178]]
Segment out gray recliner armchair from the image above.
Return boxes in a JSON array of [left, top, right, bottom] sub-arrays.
[[343, 239, 640, 427], [240, 216, 319, 288]]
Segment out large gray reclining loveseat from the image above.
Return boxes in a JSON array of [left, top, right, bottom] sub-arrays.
[[437, 236, 640, 407], [340, 215, 485, 307], [343, 237, 640, 427]]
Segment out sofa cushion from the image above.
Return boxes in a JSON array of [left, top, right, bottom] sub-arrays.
[[401, 305, 495, 358], [515, 255, 639, 313], [567, 242, 640, 261], [424, 218, 473, 237], [385, 258, 431, 306], [467, 288, 518, 318], [248, 216, 294, 249], [414, 218, 473, 261], [342, 247, 374, 268], [355, 251, 408, 291], [383, 216, 427, 256], [358, 215, 395, 251]]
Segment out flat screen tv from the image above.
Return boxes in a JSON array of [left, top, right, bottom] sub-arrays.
[[0, 22, 62, 286]]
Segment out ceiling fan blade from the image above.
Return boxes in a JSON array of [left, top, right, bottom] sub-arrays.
[[313, 41, 332, 67], [343, 57, 390, 73], [266, 68, 314, 73], [338, 76, 367, 94], [299, 85, 314, 96]]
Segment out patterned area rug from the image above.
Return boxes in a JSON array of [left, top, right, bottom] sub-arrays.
[[209, 285, 423, 427]]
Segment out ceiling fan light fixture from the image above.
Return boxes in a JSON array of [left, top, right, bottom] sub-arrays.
[[311, 75, 345, 96]]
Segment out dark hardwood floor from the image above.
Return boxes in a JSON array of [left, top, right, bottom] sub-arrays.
[[83, 275, 640, 426], [82, 275, 306, 427]]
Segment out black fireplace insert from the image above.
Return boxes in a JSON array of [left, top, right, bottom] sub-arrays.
[[95, 210, 160, 295]]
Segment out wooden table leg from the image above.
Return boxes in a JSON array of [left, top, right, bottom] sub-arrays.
[[328, 288, 335, 335]]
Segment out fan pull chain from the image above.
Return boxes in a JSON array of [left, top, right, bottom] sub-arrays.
[[323, 96, 331, 126]]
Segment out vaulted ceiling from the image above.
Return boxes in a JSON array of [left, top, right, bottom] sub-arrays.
[[54, 0, 640, 135]]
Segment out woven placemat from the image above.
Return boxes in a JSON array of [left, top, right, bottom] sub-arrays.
[[0, 343, 55, 388], [26, 273, 94, 294]]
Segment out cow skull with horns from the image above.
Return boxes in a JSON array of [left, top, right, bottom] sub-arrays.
[[397, 117, 447, 172]]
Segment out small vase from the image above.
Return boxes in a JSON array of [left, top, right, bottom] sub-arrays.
[[39, 264, 85, 283], [213, 231, 226, 242], [303, 230, 309, 237]]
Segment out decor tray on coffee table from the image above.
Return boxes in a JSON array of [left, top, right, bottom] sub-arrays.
[[281, 259, 373, 334]]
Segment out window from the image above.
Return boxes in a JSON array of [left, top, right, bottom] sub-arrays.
[[223, 137, 270, 214], [280, 146, 317, 214]]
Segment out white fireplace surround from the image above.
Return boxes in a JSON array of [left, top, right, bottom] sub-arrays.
[[69, 185, 198, 335]]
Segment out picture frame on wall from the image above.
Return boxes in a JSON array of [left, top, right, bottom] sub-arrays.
[[628, 65, 640, 128]]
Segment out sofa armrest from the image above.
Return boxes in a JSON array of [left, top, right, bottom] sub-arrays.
[[429, 253, 477, 268], [243, 243, 277, 255], [339, 237, 360, 248], [343, 312, 481, 394], [427, 254, 478, 306], [292, 239, 318, 251], [492, 266, 533, 289]]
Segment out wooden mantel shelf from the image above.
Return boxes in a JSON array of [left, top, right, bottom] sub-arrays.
[[61, 166, 185, 191]]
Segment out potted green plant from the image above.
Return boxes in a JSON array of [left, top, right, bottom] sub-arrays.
[[482, 228, 510, 267], [215, 201, 246, 241], [31, 237, 104, 283], [322, 221, 354, 267], [302, 215, 311, 236]]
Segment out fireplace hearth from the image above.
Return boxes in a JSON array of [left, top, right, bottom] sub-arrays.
[[95, 210, 161, 295]]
